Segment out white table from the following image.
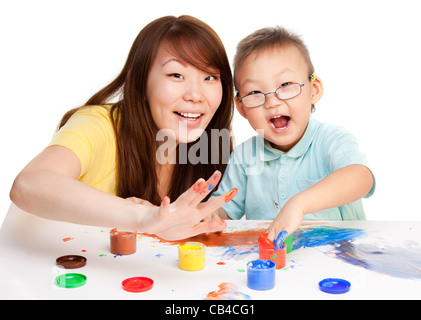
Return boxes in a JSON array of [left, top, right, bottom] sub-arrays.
[[1, 204, 421, 300]]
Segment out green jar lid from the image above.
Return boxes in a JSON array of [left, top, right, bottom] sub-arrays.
[[55, 273, 87, 288]]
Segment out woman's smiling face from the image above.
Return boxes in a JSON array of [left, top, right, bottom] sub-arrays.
[[147, 45, 223, 144], [235, 45, 323, 152]]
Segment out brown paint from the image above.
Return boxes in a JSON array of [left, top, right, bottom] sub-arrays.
[[110, 228, 137, 255], [141, 228, 267, 247]]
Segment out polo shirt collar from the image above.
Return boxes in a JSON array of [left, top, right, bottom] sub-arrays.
[[260, 116, 320, 161]]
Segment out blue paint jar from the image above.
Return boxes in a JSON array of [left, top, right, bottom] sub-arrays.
[[247, 259, 276, 290]]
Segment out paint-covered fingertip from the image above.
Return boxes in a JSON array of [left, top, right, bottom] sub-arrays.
[[161, 196, 170, 207], [224, 188, 238, 203]]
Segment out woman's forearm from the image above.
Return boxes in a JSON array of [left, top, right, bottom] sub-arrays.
[[10, 169, 153, 230]]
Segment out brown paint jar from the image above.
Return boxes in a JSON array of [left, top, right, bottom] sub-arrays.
[[110, 228, 137, 255]]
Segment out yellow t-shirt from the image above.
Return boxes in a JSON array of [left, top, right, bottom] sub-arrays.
[[49, 105, 117, 195]]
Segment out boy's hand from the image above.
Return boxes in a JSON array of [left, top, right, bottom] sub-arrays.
[[267, 198, 305, 241]]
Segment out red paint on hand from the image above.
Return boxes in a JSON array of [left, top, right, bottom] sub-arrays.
[[224, 188, 238, 203]]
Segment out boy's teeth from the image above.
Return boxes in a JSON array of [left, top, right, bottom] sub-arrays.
[[270, 115, 290, 129]]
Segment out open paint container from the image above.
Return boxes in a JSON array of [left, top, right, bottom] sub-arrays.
[[178, 242, 206, 271], [56, 255, 87, 269], [258, 233, 287, 269], [110, 228, 137, 255], [247, 259, 276, 290]]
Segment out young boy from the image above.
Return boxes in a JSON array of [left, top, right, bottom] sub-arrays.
[[212, 27, 375, 241]]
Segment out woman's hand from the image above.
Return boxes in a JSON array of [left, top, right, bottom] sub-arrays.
[[138, 170, 238, 240]]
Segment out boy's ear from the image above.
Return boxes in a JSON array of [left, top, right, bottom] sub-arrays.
[[311, 76, 324, 105], [235, 96, 248, 119]]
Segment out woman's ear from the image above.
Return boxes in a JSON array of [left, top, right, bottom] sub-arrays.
[[311, 76, 324, 105], [235, 96, 248, 119]]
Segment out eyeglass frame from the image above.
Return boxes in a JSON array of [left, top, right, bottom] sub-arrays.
[[238, 73, 315, 108]]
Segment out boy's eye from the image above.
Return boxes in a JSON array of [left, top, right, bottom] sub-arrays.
[[280, 82, 293, 88], [247, 90, 263, 96]]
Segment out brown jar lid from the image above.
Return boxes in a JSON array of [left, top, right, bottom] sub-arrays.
[[56, 255, 87, 269]]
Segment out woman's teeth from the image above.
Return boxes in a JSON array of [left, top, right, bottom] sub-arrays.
[[175, 112, 201, 120]]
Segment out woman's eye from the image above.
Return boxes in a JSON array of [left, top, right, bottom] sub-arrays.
[[169, 73, 184, 79], [205, 75, 219, 81]]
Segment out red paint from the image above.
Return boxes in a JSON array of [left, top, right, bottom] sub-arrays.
[[216, 261, 226, 265], [140, 228, 266, 247], [62, 237, 74, 242], [224, 188, 238, 203], [161, 196, 170, 207], [193, 179, 207, 195], [204, 282, 236, 300], [258, 233, 286, 269]]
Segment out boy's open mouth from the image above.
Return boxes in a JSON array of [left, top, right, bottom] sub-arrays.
[[270, 115, 291, 130]]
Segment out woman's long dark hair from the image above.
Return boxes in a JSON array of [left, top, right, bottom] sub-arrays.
[[59, 15, 234, 205]]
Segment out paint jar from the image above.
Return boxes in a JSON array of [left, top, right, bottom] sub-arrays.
[[258, 233, 286, 269], [110, 228, 137, 255], [178, 242, 206, 271], [284, 234, 293, 253], [247, 259, 276, 290]]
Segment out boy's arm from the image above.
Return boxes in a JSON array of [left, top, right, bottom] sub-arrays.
[[267, 164, 374, 240], [216, 208, 232, 220]]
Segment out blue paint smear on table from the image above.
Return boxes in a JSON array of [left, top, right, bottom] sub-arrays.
[[331, 241, 421, 280], [212, 225, 421, 280], [291, 226, 366, 250], [293, 226, 421, 280]]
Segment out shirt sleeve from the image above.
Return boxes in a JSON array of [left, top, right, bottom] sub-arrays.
[[321, 125, 376, 198], [48, 106, 113, 178], [211, 146, 248, 219]]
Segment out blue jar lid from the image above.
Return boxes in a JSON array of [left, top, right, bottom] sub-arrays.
[[318, 278, 351, 294]]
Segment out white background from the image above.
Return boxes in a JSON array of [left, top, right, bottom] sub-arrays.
[[1, 0, 420, 226]]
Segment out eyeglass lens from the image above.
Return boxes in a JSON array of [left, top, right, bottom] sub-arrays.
[[241, 83, 302, 108]]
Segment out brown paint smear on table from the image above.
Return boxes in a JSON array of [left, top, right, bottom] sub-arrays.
[[140, 229, 267, 247]]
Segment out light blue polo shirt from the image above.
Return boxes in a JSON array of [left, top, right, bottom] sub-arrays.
[[212, 117, 375, 221]]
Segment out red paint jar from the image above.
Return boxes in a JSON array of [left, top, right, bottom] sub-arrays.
[[258, 233, 286, 269], [110, 228, 137, 255]]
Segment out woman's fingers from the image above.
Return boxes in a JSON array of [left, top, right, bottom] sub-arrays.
[[153, 171, 236, 239], [157, 196, 171, 216], [175, 170, 222, 207], [191, 218, 227, 236], [197, 188, 237, 217]]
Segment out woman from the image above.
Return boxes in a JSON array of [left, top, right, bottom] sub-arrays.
[[10, 15, 236, 240]]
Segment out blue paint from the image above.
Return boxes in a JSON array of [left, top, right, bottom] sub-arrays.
[[217, 245, 259, 260], [331, 241, 421, 280], [291, 226, 421, 280], [274, 230, 288, 251], [247, 259, 275, 290], [291, 226, 366, 251]]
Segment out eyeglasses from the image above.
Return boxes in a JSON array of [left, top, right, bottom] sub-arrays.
[[238, 74, 315, 108]]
